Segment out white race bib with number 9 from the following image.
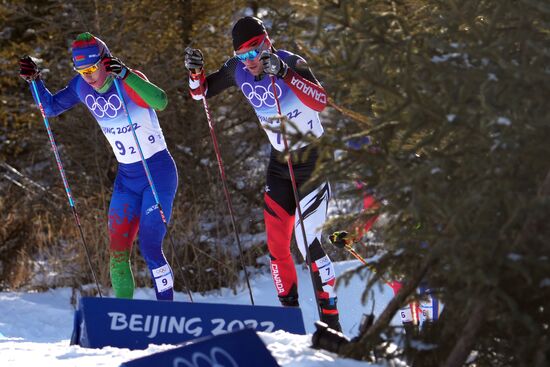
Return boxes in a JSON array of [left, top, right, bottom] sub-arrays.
[[85, 88, 167, 164]]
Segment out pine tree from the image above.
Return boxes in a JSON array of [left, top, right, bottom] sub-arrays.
[[299, 0, 550, 365]]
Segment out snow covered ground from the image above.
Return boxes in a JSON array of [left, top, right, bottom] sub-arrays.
[[0, 260, 400, 366]]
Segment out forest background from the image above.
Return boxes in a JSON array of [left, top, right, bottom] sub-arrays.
[[1, 1, 549, 366]]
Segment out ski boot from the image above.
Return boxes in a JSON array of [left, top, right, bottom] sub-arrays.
[[279, 294, 299, 307], [319, 297, 342, 332]]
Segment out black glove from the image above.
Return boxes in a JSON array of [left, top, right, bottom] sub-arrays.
[[19, 56, 40, 82], [184, 47, 204, 74], [260, 51, 288, 78], [102, 57, 129, 79], [329, 231, 350, 249]]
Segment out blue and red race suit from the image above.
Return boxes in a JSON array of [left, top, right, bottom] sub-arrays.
[[31, 71, 177, 300]]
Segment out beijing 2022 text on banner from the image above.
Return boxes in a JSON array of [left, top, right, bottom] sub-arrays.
[[120, 328, 280, 367], [70, 297, 305, 349]]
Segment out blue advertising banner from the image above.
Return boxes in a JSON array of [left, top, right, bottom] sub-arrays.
[[120, 328, 280, 367], [71, 297, 305, 349]]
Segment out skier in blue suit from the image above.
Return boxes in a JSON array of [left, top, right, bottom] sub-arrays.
[[19, 32, 178, 301]]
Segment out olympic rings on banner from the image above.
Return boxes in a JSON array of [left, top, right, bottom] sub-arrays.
[[172, 347, 239, 367]]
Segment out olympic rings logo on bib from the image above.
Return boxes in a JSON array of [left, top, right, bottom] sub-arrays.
[[173, 347, 238, 367], [85, 94, 123, 118], [241, 82, 282, 108]]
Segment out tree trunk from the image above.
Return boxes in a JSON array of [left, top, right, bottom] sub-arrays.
[[442, 299, 486, 367]]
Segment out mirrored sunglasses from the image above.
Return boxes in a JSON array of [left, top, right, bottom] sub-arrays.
[[235, 36, 267, 62]]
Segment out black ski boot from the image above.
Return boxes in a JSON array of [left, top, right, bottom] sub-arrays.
[[319, 297, 342, 332], [279, 294, 299, 307]]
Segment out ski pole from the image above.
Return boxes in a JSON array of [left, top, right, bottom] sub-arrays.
[[113, 78, 194, 302], [270, 76, 322, 320], [329, 231, 395, 287], [328, 231, 371, 265], [345, 244, 369, 265], [194, 72, 255, 305], [29, 80, 103, 298]]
